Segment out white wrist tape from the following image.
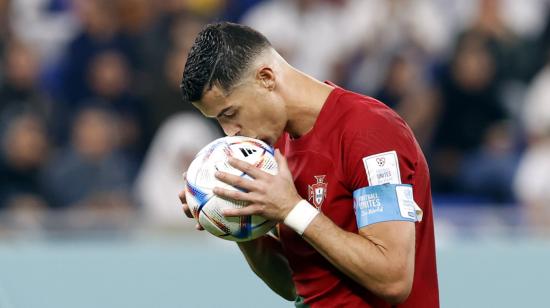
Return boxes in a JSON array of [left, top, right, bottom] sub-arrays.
[[283, 200, 319, 235]]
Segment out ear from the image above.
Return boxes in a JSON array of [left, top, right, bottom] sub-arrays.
[[256, 66, 276, 91]]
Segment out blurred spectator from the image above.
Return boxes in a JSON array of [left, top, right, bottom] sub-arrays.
[[112, 0, 158, 94], [443, 0, 548, 47], [146, 48, 198, 133], [521, 58, 550, 141], [169, 13, 207, 52], [42, 107, 134, 210], [114, 0, 156, 36], [242, 0, 373, 81], [222, 0, 265, 22], [0, 40, 51, 122], [135, 113, 220, 227], [0, 114, 50, 211], [9, 0, 77, 63], [56, 0, 138, 104], [374, 51, 440, 149], [142, 13, 205, 133], [344, 0, 451, 94], [81, 50, 150, 164], [138, 12, 204, 87], [493, 0, 548, 40], [0, 0, 10, 61], [514, 137, 550, 230], [465, 0, 527, 82], [459, 121, 518, 203], [431, 33, 507, 195], [514, 59, 550, 228]]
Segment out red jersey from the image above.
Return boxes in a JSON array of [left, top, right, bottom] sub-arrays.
[[276, 84, 439, 307]]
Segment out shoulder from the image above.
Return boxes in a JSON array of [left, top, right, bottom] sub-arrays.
[[331, 90, 420, 167], [334, 89, 411, 141]]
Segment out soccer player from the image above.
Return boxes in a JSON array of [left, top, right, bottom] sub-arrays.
[[179, 22, 439, 307]]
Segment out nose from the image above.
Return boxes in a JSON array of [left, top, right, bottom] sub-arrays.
[[220, 123, 241, 137]]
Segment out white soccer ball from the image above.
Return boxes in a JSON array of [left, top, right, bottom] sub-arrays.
[[185, 136, 278, 241]]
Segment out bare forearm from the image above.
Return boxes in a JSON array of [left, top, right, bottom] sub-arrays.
[[238, 234, 296, 301], [302, 214, 414, 303]]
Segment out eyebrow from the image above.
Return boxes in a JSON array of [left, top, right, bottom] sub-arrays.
[[216, 107, 231, 118]]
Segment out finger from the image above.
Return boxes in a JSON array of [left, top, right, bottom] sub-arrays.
[[227, 157, 265, 179], [274, 149, 292, 177], [215, 171, 257, 192], [182, 204, 193, 218], [213, 186, 253, 202], [274, 149, 284, 165], [195, 223, 204, 231], [178, 190, 187, 204], [223, 204, 263, 217]]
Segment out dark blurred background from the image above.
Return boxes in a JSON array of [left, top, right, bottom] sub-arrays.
[[1, 0, 549, 234], [0, 1, 549, 306]]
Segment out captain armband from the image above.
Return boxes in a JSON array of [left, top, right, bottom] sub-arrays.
[[353, 184, 423, 228]]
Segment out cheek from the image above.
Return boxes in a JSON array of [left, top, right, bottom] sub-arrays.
[[240, 97, 286, 133], [262, 103, 286, 134], [245, 104, 270, 126]]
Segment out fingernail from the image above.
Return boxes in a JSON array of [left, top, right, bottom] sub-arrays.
[[215, 171, 221, 177]]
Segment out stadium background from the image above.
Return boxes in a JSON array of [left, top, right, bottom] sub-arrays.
[[0, 0, 549, 307]]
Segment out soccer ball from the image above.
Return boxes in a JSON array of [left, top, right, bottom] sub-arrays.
[[185, 136, 278, 241]]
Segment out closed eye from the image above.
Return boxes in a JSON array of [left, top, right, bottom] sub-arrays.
[[221, 109, 237, 118]]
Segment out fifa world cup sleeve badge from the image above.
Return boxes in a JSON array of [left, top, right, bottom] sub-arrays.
[[308, 175, 328, 209]]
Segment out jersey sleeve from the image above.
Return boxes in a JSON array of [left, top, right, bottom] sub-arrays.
[[341, 112, 422, 227], [342, 117, 418, 190]]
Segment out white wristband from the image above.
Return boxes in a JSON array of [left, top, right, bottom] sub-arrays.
[[283, 200, 319, 235]]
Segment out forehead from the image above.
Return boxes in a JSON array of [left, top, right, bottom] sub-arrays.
[[192, 85, 230, 118]]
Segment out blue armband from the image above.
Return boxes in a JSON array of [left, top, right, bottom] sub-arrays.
[[353, 184, 418, 228]]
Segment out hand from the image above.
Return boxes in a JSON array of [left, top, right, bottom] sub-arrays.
[[213, 149, 302, 222], [179, 172, 204, 231]]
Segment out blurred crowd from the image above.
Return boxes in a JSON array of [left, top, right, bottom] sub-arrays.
[[0, 0, 549, 233]]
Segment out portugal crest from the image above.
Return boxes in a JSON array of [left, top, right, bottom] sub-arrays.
[[308, 175, 328, 209]]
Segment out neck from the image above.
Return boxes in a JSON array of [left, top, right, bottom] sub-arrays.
[[282, 67, 334, 139]]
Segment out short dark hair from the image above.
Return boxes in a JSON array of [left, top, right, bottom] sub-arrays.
[[180, 22, 271, 104]]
